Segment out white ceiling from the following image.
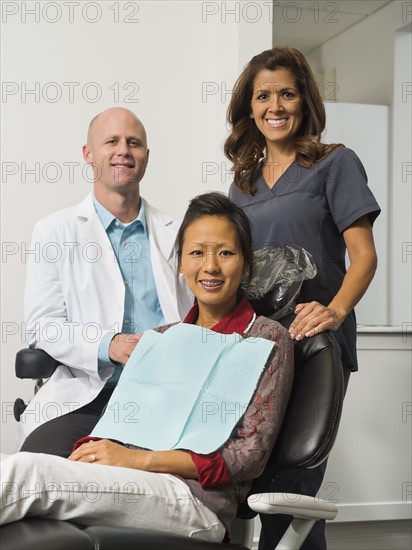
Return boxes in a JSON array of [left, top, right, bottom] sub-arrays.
[[273, 0, 392, 54]]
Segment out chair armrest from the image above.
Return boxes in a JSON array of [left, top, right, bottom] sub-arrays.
[[15, 348, 60, 380], [247, 493, 337, 521]]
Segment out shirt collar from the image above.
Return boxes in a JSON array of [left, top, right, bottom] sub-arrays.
[[92, 194, 147, 232], [183, 296, 255, 335]]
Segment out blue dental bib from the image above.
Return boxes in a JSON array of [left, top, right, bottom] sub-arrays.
[[92, 323, 275, 454]]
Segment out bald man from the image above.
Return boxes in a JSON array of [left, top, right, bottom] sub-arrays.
[[19, 108, 192, 457]]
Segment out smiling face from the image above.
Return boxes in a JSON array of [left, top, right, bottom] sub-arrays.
[[83, 108, 149, 196], [179, 215, 248, 324], [251, 67, 303, 152]]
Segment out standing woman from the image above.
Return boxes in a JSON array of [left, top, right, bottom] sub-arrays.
[[225, 47, 380, 550]]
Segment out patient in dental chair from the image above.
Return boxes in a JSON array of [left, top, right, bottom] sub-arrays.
[[1, 193, 293, 543]]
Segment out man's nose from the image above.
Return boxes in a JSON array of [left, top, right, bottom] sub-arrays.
[[116, 139, 131, 156]]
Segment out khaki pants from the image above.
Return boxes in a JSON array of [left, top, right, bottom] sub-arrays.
[[0, 452, 225, 542]]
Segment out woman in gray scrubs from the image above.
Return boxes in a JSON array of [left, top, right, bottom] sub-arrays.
[[225, 46, 380, 550]]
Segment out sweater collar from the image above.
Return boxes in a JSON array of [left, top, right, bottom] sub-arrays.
[[183, 296, 255, 335]]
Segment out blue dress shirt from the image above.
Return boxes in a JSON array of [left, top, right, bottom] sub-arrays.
[[93, 195, 164, 386]]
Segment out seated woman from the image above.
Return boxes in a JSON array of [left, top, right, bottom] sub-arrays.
[[1, 192, 293, 543]]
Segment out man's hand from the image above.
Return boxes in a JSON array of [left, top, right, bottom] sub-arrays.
[[109, 333, 142, 364]]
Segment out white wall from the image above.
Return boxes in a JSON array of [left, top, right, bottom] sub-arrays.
[[1, 0, 273, 453], [390, 28, 412, 327], [321, 330, 412, 523]]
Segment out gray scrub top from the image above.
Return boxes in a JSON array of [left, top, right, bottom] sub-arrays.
[[229, 147, 381, 370]]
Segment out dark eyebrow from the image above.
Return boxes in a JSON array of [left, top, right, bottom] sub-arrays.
[[189, 242, 238, 248], [254, 81, 298, 91], [253, 84, 270, 92]]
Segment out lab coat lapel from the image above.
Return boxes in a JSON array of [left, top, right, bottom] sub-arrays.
[[75, 193, 121, 276]]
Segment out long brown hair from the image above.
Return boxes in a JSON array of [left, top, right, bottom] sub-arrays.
[[224, 47, 342, 194]]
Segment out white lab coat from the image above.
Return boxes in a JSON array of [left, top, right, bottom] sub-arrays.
[[17, 193, 192, 448]]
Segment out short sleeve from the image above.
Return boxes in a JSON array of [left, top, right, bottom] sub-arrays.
[[325, 148, 381, 233]]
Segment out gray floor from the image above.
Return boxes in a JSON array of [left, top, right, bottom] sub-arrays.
[[326, 520, 412, 550]]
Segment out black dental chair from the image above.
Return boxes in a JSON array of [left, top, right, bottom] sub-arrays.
[[3, 320, 344, 550]]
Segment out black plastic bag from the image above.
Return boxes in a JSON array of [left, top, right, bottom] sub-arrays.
[[242, 246, 317, 319]]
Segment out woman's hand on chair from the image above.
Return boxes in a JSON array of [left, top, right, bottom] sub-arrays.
[[288, 301, 343, 340]]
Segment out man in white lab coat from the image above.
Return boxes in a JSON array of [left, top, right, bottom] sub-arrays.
[[18, 108, 192, 456]]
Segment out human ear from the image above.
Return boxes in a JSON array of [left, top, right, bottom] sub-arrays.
[[82, 144, 92, 163]]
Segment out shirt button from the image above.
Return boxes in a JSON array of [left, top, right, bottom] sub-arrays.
[[124, 320, 131, 325], [124, 280, 129, 285]]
